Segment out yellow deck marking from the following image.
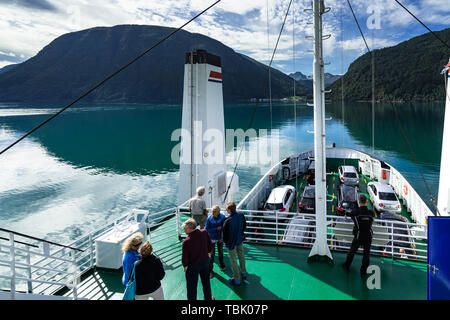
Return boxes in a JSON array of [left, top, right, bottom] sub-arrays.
[[364, 179, 367, 183], [300, 182, 303, 188], [332, 205, 334, 212]]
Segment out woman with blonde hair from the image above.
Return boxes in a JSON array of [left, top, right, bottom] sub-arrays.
[[134, 242, 166, 300], [121, 232, 143, 286]]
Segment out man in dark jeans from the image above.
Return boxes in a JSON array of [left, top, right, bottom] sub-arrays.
[[342, 194, 375, 277], [181, 218, 214, 300]]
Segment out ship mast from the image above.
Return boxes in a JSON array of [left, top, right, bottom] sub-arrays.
[[308, 0, 333, 261]]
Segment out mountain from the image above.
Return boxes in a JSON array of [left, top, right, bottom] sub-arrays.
[[289, 71, 341, 88], [324, 73, 341, 87], [0, 64, 17, 74], [329, 28, 450, 101], [0, 25, 311, 103], [289, 71, 308, 81]]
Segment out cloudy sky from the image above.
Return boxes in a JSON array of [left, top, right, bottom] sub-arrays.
[[0, 0, 449, 75]]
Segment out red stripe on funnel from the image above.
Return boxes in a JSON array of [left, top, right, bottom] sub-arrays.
[[209, 71, 222, 79]]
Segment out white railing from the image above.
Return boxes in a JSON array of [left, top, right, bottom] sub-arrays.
[[175, 207, 428, 262], [1, 203, 429, 300], [237, 147, 435, 225], [0, 207, 181, 300], [0, 229, 82, 300]]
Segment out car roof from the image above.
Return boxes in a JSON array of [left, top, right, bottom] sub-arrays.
[[340, 165, 357, 173], [267, 185, 294, 203], [380, 212, 405, 222], [369, 182, 395, 193], [302, 185, 315, 197], [339, 185, 357, 200]]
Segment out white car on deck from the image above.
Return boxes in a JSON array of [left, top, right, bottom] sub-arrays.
[[338, 165, 359, 186], [263, 185, 296, 219], [367, 181, 402, 214]]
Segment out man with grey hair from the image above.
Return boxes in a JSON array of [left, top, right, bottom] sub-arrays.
[[188, 186, 208, 229], [205, 205, 226, 277], [181, 218, 213, 300]]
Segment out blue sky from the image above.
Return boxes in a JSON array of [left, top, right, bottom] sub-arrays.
[[0, 0, 449, 76]]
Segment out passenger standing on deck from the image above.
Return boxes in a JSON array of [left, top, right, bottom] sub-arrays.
[[121, 232, 143, 286], [342, 194, 375, 277], [181, 218, 214, 300], [188, 186, 208, 229], [134, 242, 166, 300], [205, 205, 226, 277], [223, 201, 247, 286]]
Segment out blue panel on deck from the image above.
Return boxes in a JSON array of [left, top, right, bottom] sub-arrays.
[[428, 217, 450, 300]]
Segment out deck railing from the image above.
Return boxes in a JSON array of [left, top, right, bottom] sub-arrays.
[[237, 147, 435, 225], [0, 207, 180, 300], [1, 204, 428, 300], [175, 207, 428, 262], [0, 228, 83, 300]]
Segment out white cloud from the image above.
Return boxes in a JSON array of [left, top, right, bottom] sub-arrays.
[[0, 60, 15, 68], [0, 0, 448, 75]]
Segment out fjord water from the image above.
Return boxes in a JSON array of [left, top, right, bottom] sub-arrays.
[[0, 102, 444, 244]]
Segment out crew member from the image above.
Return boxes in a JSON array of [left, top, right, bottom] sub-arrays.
[[342, 194, 374, 277]]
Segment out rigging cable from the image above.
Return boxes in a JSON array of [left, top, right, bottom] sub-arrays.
[[340, 1, 345, 165], [391, 0, 449, 215], [390, 103, 441, 216], [346, 0, 442, 215], [346, 0, 375, 155], [346, 0, 372, 56], [223, 0, 294, 203], [267, 0, 273, 150], [0, 0, 222, 157], [393, 0, 450, 51], [292, 0, 298, 195]]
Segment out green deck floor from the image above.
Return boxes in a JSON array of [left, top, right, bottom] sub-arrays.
[[62, 161, 428, 300], [62, 216, 427, 300]]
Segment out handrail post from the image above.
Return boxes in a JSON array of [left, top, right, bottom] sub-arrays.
[[71, 250, 78, 300], [176, 207, 180, 238], [89, 233, 94, 269], [26, 246, 32, 293], [391, 221, 394, 260], [9, 232, 16, 300], [275, 210, 278, 245]]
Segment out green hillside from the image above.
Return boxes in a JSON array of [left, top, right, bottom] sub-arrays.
[[329, 28, 450, 102]]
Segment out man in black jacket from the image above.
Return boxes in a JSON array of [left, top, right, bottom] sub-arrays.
[[134, 242, 166, 300], [342, 194, 375, 277]]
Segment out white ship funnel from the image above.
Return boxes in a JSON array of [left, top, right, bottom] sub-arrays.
[[437, 60, 450, 216], [178, 50, 238, 208]]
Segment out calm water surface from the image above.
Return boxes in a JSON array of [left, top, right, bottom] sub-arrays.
[[0, 102, 444, 244]]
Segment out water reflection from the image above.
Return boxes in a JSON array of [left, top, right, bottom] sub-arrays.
[[0, 102, 444, 242]]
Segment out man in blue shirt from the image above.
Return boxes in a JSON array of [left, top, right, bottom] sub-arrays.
[[205, 205, 226, 277], [222, 201, 247, 286]]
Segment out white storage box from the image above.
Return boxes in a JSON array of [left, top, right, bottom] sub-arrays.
[[95, 221, 146, 269]]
